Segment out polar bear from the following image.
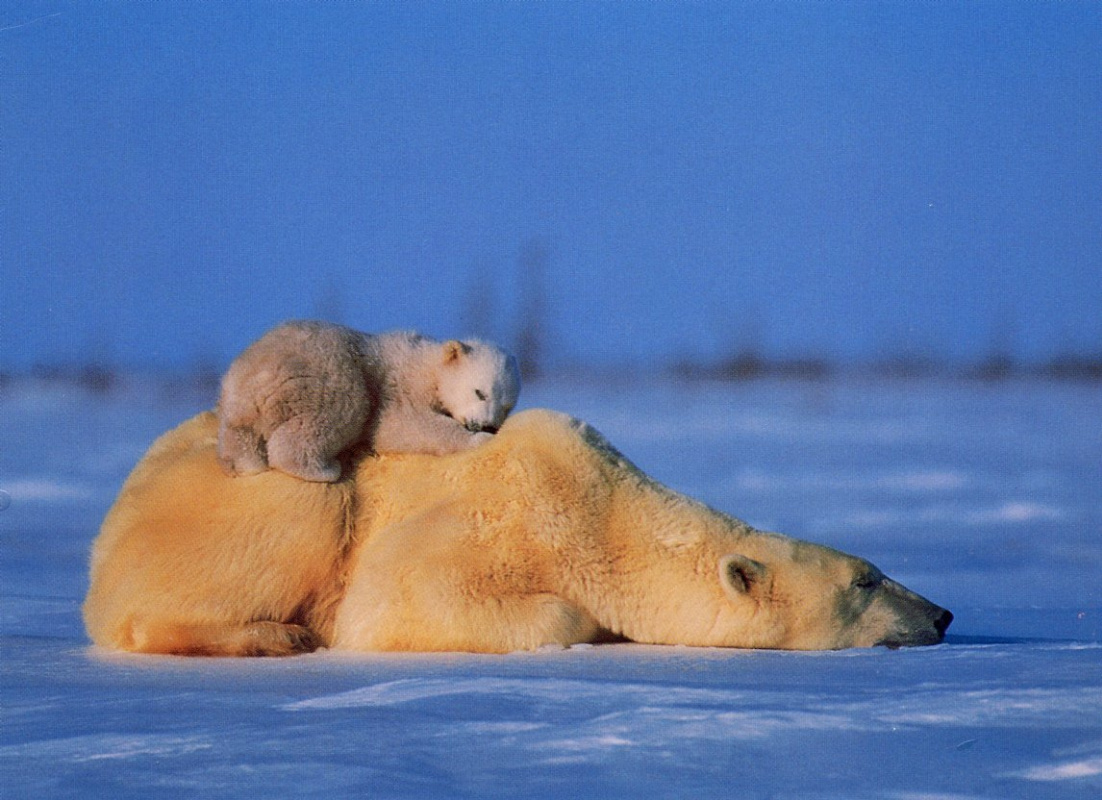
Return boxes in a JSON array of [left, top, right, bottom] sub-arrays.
[[83, 409, 952, 656], [217, 321, 520, 482]]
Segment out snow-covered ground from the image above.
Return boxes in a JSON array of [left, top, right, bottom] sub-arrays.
[[1, 377, 1099, 799]]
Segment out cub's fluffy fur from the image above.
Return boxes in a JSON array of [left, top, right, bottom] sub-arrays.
[[217, 321, 520, 482]]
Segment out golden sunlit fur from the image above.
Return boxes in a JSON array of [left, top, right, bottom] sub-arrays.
[[83, 413, 354, 656], [84, 409, 950, 656]]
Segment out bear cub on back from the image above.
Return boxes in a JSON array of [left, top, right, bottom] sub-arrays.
[[217, 321, 521, 482]]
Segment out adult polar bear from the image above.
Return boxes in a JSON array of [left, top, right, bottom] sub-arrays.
[[83, 409, 952, 655]]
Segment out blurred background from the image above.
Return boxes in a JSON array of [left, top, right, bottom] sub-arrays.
[[3, 1, 1100, 385]]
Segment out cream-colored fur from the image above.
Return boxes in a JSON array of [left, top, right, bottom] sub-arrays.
[[83, 413, 354, 656], [217, 322, 520, 482], [83, 409, 951, 656]]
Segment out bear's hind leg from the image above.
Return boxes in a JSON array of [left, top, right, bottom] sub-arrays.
[[123, 619, 322, 657], [266, 417, 344, 483]]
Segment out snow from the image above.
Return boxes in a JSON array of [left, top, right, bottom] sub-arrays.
[[1, 377, 1099, 798]]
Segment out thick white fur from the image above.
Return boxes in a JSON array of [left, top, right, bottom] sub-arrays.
[[217, 322, 520, 482], [84, 409, 951, 656]]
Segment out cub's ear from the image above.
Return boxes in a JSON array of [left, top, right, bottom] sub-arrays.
[[442, 340, 468, 364], [720, 554, 771, 598]]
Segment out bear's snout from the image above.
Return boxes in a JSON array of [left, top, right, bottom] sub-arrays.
[[935, 608, 954, 637], [871, 580, 953, 648], [883, 604, 952, 648]]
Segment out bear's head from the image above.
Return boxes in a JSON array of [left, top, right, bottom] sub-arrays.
[[531, 412, 955, 651], [435, 340, 521, 434], [595, 504, 953, 651], [712, 543, 953, 650]]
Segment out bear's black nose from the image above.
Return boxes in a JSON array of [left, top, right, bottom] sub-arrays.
[[934, 609, 953, 636]]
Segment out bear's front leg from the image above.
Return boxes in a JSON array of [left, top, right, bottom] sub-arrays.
[[333, 505, 602, 653]]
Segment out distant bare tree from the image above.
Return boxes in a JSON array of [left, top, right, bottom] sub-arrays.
[[970, 313, 1018, 381], [515, 238, 550, 382], [312, 272, 346, 325], [463, 257, 498, 341], [78, 362, 117, 395], [717, 302, 766, 380], [195, 349, 222, 407], [80, 328, 118, 395]]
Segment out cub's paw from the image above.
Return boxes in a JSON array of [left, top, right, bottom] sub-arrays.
[[217, 426, 269, 477], [218, 455, 268, 478], [468, 431, 495, 448], [279, 460, 343, 483]]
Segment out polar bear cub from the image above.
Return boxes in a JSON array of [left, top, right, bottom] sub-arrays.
[[217, 321, 520, 482]]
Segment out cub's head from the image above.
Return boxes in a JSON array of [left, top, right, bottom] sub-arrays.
[[713, 538, 953, 650], [435, 340, 521, 434]]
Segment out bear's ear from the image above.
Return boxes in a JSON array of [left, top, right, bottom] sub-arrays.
[[442, 340, 466, 365], [720, 554, 771, 599]]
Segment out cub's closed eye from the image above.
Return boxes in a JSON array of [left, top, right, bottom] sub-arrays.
[[853, 575, 881, 590], [474, 390, 487, 401]]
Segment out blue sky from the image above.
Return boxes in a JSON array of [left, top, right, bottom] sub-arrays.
[[3, 1, 1100, 371]]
